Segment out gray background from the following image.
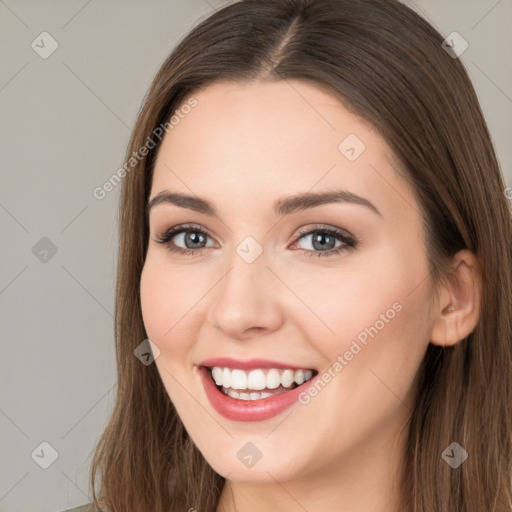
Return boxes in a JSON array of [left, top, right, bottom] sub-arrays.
[[1, 1, 510, 511]]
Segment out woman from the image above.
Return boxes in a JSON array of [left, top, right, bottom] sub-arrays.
[[75, 0, 512, 510]]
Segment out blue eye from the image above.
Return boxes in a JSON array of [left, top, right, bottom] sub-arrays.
[[292, 225, 357, 258], [154, 223, 357, 258], [155, 224, 215, 256]]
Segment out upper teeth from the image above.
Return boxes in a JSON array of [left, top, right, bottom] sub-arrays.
[[210, 367, 314, 390]]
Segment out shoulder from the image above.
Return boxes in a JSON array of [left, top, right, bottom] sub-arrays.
[[61, 505, 94, 512]]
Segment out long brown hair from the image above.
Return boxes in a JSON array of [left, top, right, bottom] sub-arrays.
[[88, 1, 512, 510]]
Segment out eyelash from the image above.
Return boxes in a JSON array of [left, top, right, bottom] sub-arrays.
[[154, 223, 357, 258]]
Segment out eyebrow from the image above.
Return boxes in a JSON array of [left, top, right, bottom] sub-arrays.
[[146, 189, 382, 217]]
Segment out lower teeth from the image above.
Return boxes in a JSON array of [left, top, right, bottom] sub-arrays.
[[220, 385, 296, 401]]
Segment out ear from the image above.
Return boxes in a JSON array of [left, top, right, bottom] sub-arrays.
[[429, 249, 482, 347]]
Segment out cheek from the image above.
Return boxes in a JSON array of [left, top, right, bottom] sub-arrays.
[[140, 258, 200, 407], [274, 239, 430, 359], [140, 260, 170, 340], [318, 241, 432, 400], [140, 255, 203, 342]]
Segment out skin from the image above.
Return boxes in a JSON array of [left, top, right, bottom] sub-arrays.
[[140, 79, 481, 512]]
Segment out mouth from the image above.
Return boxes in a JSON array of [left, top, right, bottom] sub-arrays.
[[207, 366, 318, 401], [197, 357, 319, 421]]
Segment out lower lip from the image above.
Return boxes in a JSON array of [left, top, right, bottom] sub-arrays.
[[198, 366, 317, 422]]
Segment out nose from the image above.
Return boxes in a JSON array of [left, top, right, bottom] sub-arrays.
[[206, 243, 284, 340]]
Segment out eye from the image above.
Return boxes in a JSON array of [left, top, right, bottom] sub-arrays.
[[154, 223, 358, 258], [154, 224, 216, 256], [290, 225, 357, 258]]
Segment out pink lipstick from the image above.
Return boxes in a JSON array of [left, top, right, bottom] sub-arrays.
[[197, 358, 318, 422]]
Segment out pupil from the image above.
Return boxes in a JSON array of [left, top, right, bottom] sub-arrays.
[[186, 231, 204, 248], [313, 233, 334, 251]]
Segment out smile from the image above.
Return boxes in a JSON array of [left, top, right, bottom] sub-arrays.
[[197, 358, 319, 421]]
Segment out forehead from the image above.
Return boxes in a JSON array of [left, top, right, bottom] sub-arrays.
[[151, 79, 415, 222]]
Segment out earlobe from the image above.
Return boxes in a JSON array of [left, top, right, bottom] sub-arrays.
[[429, 250, 482, 347]]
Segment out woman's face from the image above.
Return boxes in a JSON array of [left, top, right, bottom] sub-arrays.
[[140, 80, 436, 485]]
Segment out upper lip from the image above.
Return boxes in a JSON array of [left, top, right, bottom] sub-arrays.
[[198, 357, 316, 371]]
